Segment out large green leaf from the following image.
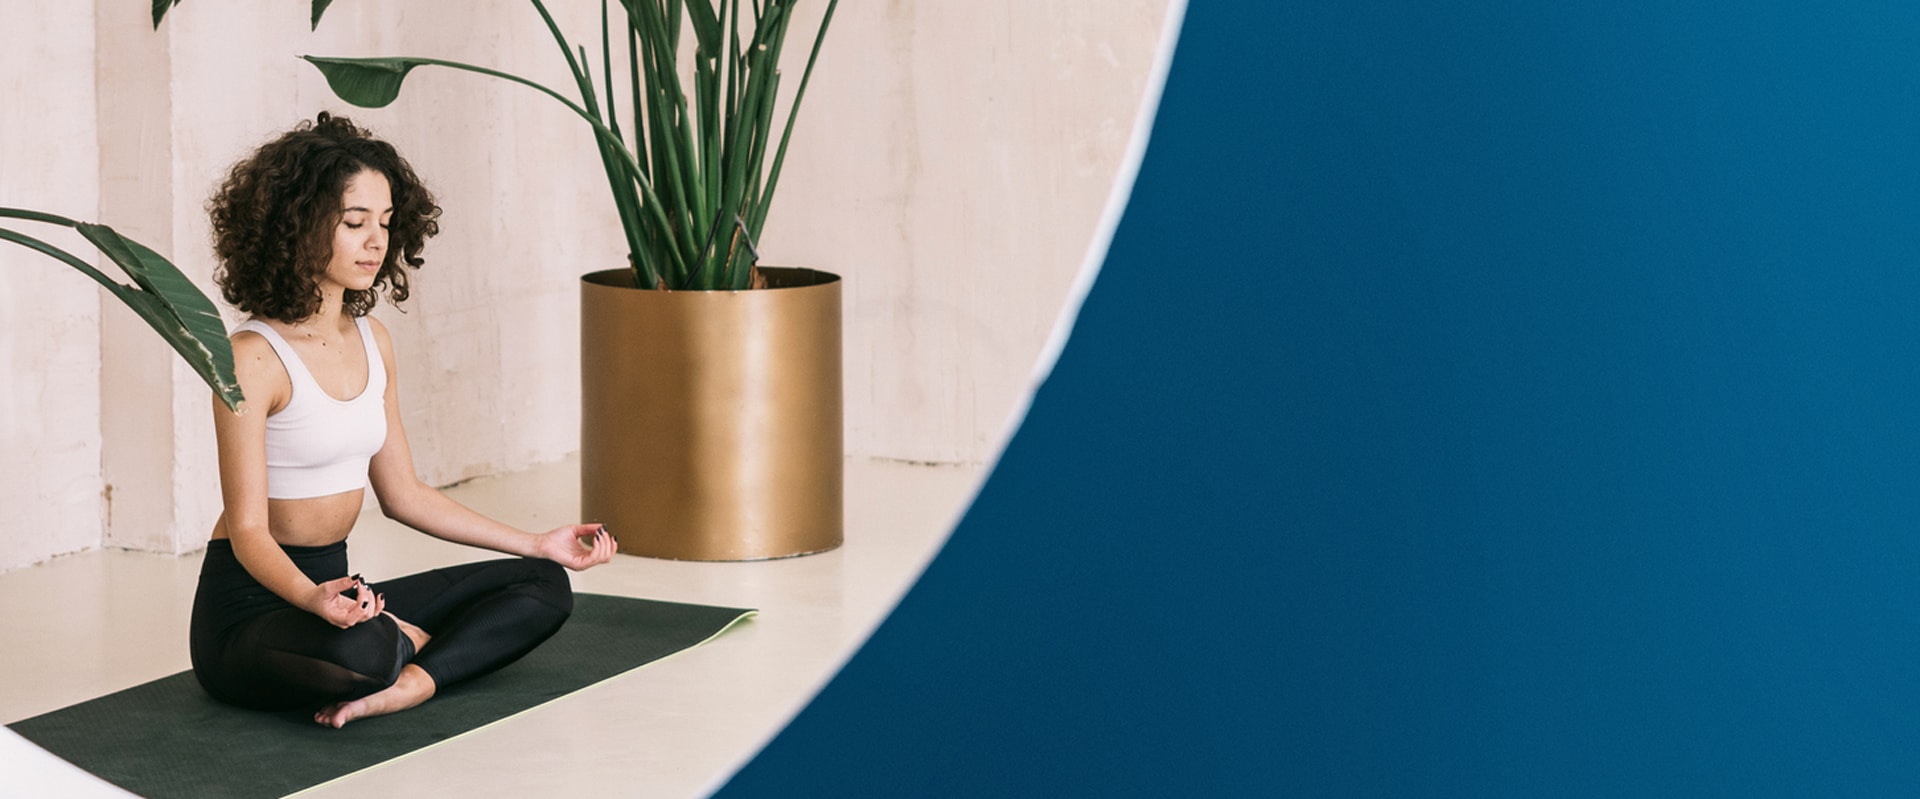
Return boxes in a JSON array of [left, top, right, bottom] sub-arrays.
[[80, 224, 243, 413], [311, 0, 336, 30], [152, 0, 180, 29], [0, 212, 243, 412], [302, 55, 425, 108], [300, 55, 622, 152]]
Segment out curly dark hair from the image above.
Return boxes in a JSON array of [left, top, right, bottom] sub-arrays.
[[209, 112, 441, 321]]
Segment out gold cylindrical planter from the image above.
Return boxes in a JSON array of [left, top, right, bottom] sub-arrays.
[[580, 267, 843, 561]]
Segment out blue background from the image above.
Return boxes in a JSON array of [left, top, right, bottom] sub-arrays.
[[723, 1, 1920, 794]]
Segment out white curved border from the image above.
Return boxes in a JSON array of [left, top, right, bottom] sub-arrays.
[[1023, 0, 1188, 409], [701, 1, 1189, 794]]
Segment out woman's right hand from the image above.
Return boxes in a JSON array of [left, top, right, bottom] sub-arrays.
[[308, 576, 385, 629]]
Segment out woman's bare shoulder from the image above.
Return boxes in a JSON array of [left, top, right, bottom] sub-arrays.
[[225, 328, 291, 414], [229, 328, 278, 369]]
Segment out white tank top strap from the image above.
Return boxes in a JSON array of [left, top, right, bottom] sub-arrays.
[[232, 318, 323, 398], [353, 316, 386, 398]]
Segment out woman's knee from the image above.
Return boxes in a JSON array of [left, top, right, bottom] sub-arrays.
[[310, 615, 411, 685], [524, 558, 574, 615]]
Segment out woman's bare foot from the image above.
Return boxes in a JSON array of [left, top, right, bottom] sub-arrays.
[[388, 612, 430, 654], [314, 664, 437, 729]]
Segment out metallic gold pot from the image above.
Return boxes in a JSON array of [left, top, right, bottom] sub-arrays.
[[580, 267, 843, 560]]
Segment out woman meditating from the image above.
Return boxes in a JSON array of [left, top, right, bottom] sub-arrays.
[[188, 112, 617, 728]]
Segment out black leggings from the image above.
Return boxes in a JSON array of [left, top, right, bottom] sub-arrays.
[[189, 538, 573, 711]]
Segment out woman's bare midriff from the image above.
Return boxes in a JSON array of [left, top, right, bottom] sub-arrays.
[[209, 488, 368, 547]]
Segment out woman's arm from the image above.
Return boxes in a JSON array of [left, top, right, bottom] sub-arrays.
[[363, 318, 617, 570], [215, 332, 385, 627]]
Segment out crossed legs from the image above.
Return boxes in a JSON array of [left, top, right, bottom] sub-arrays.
[[312, 558, 573, 727], [196, 557, 573, 727]]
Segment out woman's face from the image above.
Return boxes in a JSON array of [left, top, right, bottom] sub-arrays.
[[321, 168, 393, 295]]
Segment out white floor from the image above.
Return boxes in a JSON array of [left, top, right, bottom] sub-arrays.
[[0, 455, 982, 798]]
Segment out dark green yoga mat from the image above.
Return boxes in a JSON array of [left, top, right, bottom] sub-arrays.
[[7, 593, 754, 799]]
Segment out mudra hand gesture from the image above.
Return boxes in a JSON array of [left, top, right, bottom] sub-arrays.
[[309, 576, 385, 630], [534, 524, 619, 571]]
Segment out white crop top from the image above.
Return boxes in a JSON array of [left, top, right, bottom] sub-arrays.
[[234, 317, 388, 499]]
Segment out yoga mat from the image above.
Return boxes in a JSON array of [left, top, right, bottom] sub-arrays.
[[7, 594, 755, 799]]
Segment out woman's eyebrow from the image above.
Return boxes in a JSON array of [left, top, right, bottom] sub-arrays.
[[341, 205, 393, 214]]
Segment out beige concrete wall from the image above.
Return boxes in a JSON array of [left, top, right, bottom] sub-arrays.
[[0, 4, 105, 572], [1, 1, 1170, 570]]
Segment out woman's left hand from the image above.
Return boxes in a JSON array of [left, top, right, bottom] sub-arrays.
[[534, 524, 619, 571]]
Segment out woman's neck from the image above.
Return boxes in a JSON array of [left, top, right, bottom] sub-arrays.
[[283, 287, 351, 336], [313, 286, 346, 326]]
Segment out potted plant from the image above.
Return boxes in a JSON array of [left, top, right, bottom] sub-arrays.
[[155, 0, 844, 559], [0, 207, 243, 412]]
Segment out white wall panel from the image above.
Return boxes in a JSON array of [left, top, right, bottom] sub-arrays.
[[0, 3, 103, 571]]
